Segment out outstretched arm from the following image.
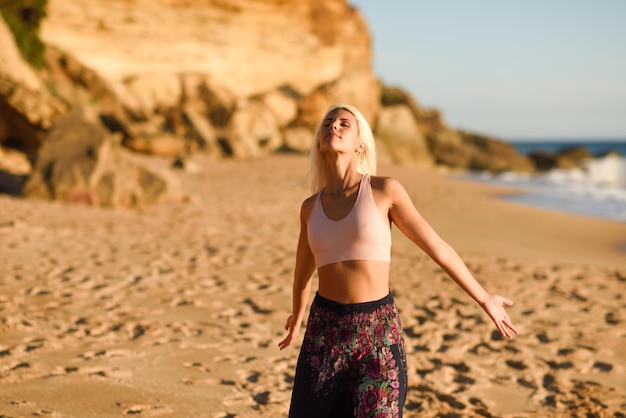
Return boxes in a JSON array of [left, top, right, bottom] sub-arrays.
[[385, 178, 520, 339], [278, 198, 317, 350]]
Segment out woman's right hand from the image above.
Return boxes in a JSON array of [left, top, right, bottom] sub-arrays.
[[278, 315, 299, 350]]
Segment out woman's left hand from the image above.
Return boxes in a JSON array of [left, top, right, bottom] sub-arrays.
[[480, 294, 520, 340]]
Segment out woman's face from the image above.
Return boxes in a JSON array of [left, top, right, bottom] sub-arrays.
[[318, 109, 362, 155]]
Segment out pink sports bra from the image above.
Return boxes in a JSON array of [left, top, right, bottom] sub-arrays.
[[307, 174, 392, 268]]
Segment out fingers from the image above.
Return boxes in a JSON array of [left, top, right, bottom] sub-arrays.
[[497, 316, 520, 340], [504, 319, 520, 337], [494, 317, 508, 339], [500, 302, 519, 338], [482, 295, 519, 339], [279, 316, 296, 350], [500, 323, 513, 340], [278, 336, 291, 350], [284, 315, 293, 331], [278, 331, 298, 350]]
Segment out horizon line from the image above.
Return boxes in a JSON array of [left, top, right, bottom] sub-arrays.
[[505, 137, 626, 143]]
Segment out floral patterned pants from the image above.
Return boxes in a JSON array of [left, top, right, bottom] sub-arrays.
[[289, 292, 407, 417]]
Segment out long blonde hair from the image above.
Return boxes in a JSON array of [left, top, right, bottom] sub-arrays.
[[308, 104, 377, 193]]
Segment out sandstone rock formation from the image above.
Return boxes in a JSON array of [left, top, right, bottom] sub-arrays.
[[0, 11, 42, 91], [529, 146, 593, 171], [375, 105, 434, 168], [0, 0, 537, 205], [40, 0, 379, 121], [22, 112, 171, 207], [380, 86, 535, 173], [0, 13, 66, 157], [34, 0, 382, 161]]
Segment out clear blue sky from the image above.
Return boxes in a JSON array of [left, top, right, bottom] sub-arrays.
[[349, 0, 626, 141]]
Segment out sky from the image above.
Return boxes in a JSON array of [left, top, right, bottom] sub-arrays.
[[348, 0, 626, 141]]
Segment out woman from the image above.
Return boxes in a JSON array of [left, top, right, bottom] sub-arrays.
[[278, 104, 519, 417]]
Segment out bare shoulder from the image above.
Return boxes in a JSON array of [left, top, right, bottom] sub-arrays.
[[302, 193, 317, 208], [300, 193, 318, 221], [370, 175, 406, 196], [369, 176, 411, 213]]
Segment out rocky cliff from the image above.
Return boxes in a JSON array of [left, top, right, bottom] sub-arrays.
[[0, 0, 535, 206], [41, 0, 374, 100], [37, 0, 381, 156]]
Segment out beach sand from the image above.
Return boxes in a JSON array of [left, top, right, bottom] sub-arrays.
[[1, 154, 624, 417]]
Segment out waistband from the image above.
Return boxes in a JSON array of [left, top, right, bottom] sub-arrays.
[[313, 291, 395, 315]]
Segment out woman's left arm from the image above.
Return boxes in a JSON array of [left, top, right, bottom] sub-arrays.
[[384, 177, 520, 339]]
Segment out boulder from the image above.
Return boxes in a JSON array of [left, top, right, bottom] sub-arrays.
[[0, 74, 67, 159], [0, 145, 31, 195], [22, 112, 171, 207], [528, 151, 558, 171], [381, 85, 446, 139], [123, 134, 187, 158], [529, 146, 592, 171], [556, 146, 592, 169], [427, 133, 472, 169], [123, 74, 183, 117], [0, 146, 31, 175], [226, 99, 283, 158], [182, 106, 221, 157], [380, 85, 476, 169], [375, 105, 433, 168], [460, 131, 535, 173], [298, 71, 381, 130], [282, 126, 314, 153], [259, 89, 299, 127]]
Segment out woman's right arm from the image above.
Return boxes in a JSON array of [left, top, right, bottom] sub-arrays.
[[278, 197, 317, 350]]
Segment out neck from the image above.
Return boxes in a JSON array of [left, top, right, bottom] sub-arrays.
[[323, 156, 362, 197]]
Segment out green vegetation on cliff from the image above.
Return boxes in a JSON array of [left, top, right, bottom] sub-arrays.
[[0, 0, 47, 68]]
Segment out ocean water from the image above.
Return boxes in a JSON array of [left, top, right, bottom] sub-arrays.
[[460, 140, 626, 223], [511, 140, 626, 157]]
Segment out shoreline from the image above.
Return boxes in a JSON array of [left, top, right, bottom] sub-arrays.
[[457, 151, 626, 225], [379, 160, 626, 268]]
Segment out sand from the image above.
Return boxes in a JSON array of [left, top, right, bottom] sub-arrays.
[[1, 154, 624, 417]]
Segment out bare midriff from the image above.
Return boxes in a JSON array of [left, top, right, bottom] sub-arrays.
[[317, 260, 391, 304]]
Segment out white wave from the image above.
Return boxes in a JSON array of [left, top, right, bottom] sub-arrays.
[[585, 154, 626, 187], [461, 155, 626, 222]]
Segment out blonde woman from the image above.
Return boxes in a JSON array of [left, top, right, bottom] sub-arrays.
[[279, 104, 519, 417]]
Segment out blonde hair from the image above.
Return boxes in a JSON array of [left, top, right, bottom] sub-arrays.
[[308, 104, 377, 193]]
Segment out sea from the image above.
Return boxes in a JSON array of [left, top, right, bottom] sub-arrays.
[[460, 140, 626, 223]]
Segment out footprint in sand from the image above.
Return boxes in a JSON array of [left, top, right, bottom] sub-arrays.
[[536, 332, 552, 344], [517, 377, 537, 389], [505, 359, 528, 370], [544, 360, 574, 370], [183, 361, 211, 373], [592, 361, 613, 372], [542, 373, 560, 393], [604, 312, 620, 325], [123, 404, 173, 416]]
